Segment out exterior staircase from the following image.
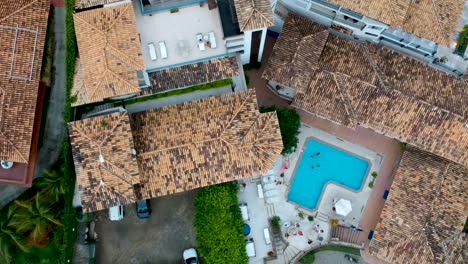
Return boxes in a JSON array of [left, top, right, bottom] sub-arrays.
[[266, 203, 277, 218], [330, 225, 362, 245]]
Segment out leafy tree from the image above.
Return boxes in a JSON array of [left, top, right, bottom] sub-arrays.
[[0, 205, 32, 263], [260, 107, 301, 154], [33, 169, 67, 201], [194, 183, 247, 264], [9, 194, 63, 247]]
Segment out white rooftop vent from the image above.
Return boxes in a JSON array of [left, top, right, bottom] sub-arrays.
[[131, 149, 137, 156], [99, 179, 105, 186], [99, 154, 105, 163], [465, 123, 468, 128]]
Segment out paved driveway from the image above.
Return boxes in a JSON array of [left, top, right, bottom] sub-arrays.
[[313, 251, 367, 264], [94, 190, 198, 264]]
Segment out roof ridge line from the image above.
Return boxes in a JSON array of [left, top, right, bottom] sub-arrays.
[[0, 0, 39, 23], [362, 45, 462, 117], [73, 13, 107, 38], [254, 7, 273, 26], [99, 161, 136, 186], [98, 112, 126, 147], [105, 44, 144, 70], [105, 2, 131, 32], [240, 9, 256, 31], [220, 90, 254, 137], [0, 130, 27, 162]]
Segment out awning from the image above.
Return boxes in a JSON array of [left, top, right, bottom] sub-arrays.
[[335, 198, 352, 216]]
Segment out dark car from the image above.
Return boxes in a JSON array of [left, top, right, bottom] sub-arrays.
[[344, 254, 359, 263], [135, 199, 151, 219]]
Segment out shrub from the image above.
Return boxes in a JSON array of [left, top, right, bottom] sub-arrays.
[[371, 171, 378, 178], [194, 183, 247, 264], [368, 181, 374, 188], [298, 212, 304, 219], [260, 107, 301, 154], [455, 25, 468, 55], [399, 142, 407, 151], [330, 219, 339, 227], [307, 215, 314, 222], [271, 216, 280, 230], [243, 62, 261, 71]]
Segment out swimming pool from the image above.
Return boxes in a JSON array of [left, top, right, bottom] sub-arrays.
[[288, 138, 369, 210]]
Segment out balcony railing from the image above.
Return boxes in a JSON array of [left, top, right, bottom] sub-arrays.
[[334, 17, 364, 29], [338, 7, 363, 20], [312, 0, 339, 11], [309, 6, 336, 20]]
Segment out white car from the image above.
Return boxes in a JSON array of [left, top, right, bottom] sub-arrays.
[[183, 248, 199, 264], [108, 205, 123, 221]]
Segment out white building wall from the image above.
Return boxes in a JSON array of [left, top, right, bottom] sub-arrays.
[[241, 30, 252, 64], [257, 28, 267, 62]]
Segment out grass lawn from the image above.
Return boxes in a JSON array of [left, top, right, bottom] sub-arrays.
[[299, 245, 361, 264], [117, 78, 233, 106]]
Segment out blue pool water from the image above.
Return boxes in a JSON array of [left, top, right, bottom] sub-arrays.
[[288, 139, 369, 210]]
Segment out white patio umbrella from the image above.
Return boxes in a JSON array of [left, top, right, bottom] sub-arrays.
[[335, 198, 352, 216]]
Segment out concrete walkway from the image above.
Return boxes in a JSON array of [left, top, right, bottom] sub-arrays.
[[34, 7, 67, 178], [0, 7, 66, 208], [125, 85, 238, 113]]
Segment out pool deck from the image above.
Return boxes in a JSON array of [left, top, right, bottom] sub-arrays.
[[296, 109, 404, 249], [285, 127, 383, 228]]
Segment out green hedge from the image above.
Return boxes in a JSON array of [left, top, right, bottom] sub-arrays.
[[260, 107, 300, 154], [62, 0, 79, 262], [119, 78, 233, 106], [455, 25, 468, 55], [194, 183, 247, 264]]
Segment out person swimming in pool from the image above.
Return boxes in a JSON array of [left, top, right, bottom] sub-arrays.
[[316, 152, 321, 156]]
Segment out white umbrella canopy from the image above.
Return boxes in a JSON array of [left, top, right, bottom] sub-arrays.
[[335, 198, 352, 216]]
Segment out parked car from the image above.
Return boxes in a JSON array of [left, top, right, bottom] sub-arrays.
[[108, 205, 123, 221], [135, 199, 151, 219], [344, 254, 359, 263], [245, 238, 256, 257], [183, 248, 199, 264]]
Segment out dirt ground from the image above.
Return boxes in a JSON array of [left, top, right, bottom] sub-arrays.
[[94, 190, 198, 264]]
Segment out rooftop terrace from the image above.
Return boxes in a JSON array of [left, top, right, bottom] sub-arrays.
[[132, 1, 227, 71]]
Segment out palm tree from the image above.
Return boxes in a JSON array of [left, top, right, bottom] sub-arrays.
[[33, 169, 66, 201], [9, 194, 62, 247], [0, 205, 32, 263]]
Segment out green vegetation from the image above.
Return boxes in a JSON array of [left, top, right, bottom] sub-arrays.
[[260, 107, 301, 154], [455, 25, 468, 55], [463, 218, 468, 233], [244, 73, 250, 86], [307, 215, 314, 222], [371, 171, 378, 178], [399, 142, 407, 151], [0, 1, 79, 263], [117, 79, 233, 106], [194, 183, 247, 264], [170, 8, 179, 13], [368, 181, 374, 188], [243, 62, 262, 71], [299, 245, 361, 264], [298, 212, 304, 219], [271, 216, 281, 230]]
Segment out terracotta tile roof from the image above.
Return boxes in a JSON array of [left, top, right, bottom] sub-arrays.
[[130, 90, 283, 198], [68, 111, 141, 213], [262, 14, 329, 93], [75, 0, 124, 9], [443, 233, 468, 264], [232, 0, 274, 31], [0, 0, 49, 163], [144, 56, 240, 94], [264, 13, 468, 166], [368, 147, 468, 264], [326, 0, 465, 46], [73, 2, 144, 106]]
